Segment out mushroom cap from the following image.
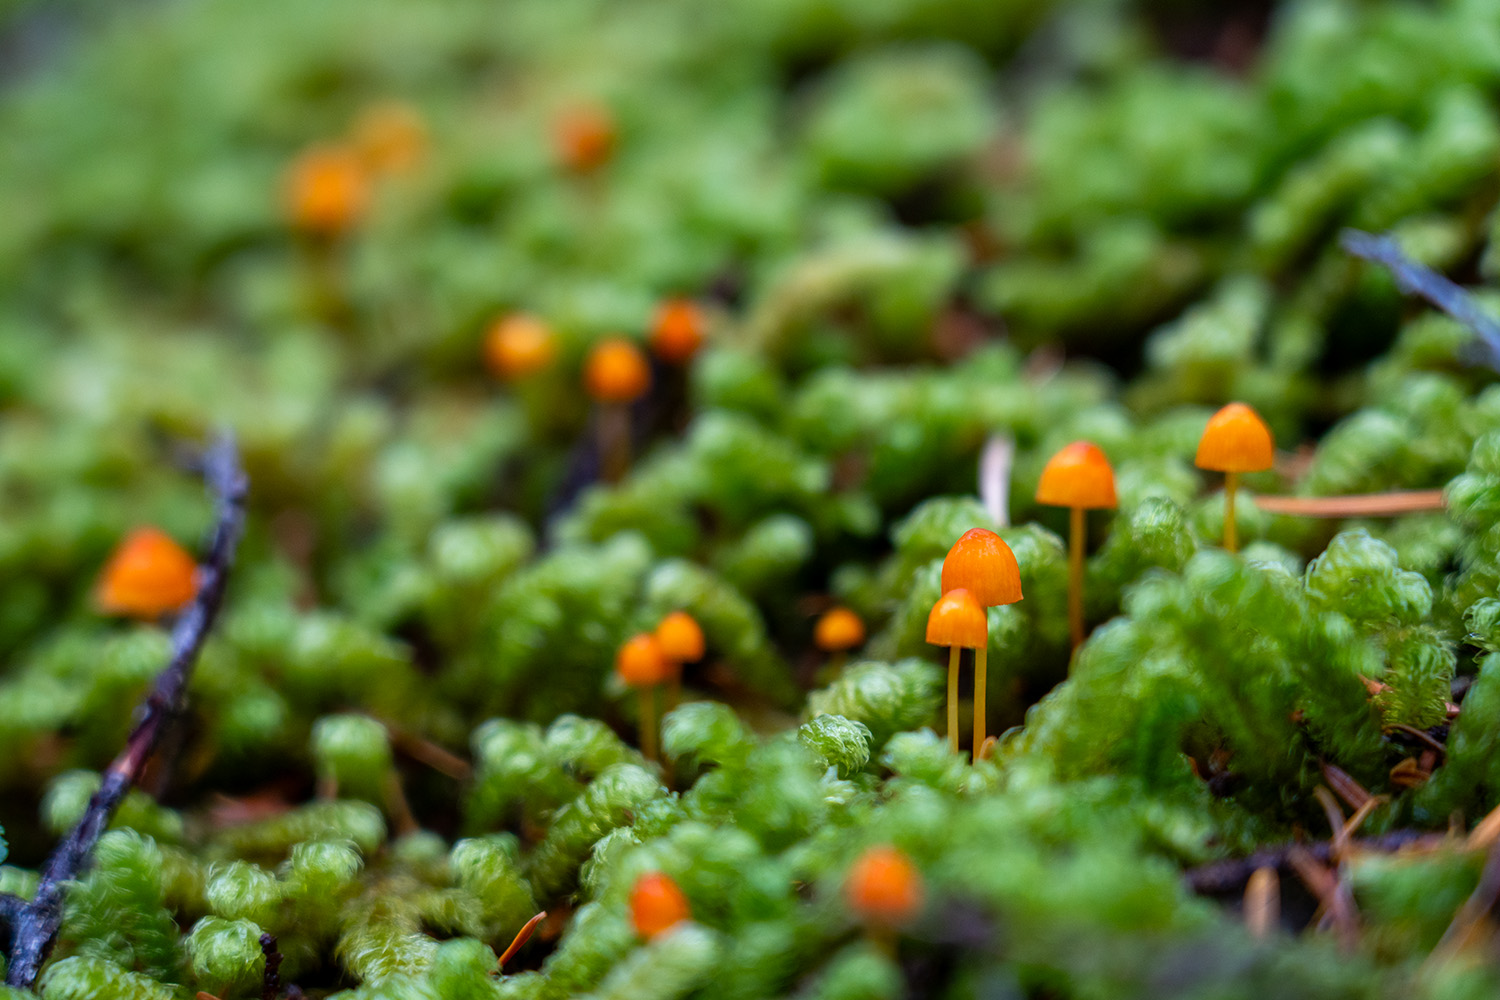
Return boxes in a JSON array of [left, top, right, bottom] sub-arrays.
[[649, 299, 706, 364], [553, 102, 617, 173], [940, 528, 1022, 607], [629, 871, 691, 940], [284, 144, 369, 236], [484, 314, 557, 381], [352, 101, 427, 176], [1035, 441, 1117, 510], [845, 846, 924, 926], [814, 607, 865, 652], [615, 633, 671, 688], [1195, 402, 1274, 473], [95, 527, 198, 619], [925, 588, 988, 649], [655, 611, 705, 663], [585, 338, 652, 403]]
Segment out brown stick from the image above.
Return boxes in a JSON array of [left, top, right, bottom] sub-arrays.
[[1253, 490, 1445, 517]]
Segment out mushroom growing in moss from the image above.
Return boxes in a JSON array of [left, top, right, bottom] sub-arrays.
[[616, 633, 671, 763], [925, 588, 987, 755], [814, 606, 866, 676], [655, 610, 705, 710], [484, 313, 558, 383], [585, 338, 652, 482], [352, 101, 428, 177], [95, 527, 198, 620], [1036, 441, 1117, 650], [940, 528, 1022, 760], [630, 871, 690, 940], [845, 845, 923, 954], [553, 102, 617, 174], [650, 299, 707, 365], [283, 144, 370, 239], [1195, 402, 1274, 554]]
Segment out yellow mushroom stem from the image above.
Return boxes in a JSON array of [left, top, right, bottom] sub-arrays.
[[638, 685, 658, 763], [599, 404, 632, 483], [1224, 471, 1239, 554], [1068, 506, 1085, 651], [947, 646, 961, 755], [972, 646, 987, 762]]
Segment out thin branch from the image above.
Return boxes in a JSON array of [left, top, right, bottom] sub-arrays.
[[1252, 489, 1445, 517], [4, 434, 247, 991], [1185, 830, 1440, 895]]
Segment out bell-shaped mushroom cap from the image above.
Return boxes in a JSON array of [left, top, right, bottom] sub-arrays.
[[814, 607, 865, 652], [615, 633, 670, 688], [629, 871, 691, 940], [655, 611, 705, 663], [649, 299, 706, 364], [584, 338, 651, 403], [484, 313, 557, 381], [940, 528, 1022, 607], [924, 588, 988, 649], [95, 527, 198, 619], [1195, 403, 1274, 473], [283, 144, 370, 236], [1035, 441, 1117, 510], [845, 846, 924, 926]]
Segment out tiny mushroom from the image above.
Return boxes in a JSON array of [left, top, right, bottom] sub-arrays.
[[352, 101, 428, 177], [1195, 402, 1274, 554], [284, 144, 370, 238], [655, 610, 705, 711], [1035, 441, 1117, 650], [553, 101, 617, 174], [616, 633, 671, 763], [95, 527, 199, 620], [845, 846, 924, 934], [485, 313, 558, 382], [649, 299, 707, 365], [630, 871, 691, 940], [585, 338, 651, 481], [926, 588, 988, 755], [940, 529, 1022, 760], [814, 606, 866, 675]]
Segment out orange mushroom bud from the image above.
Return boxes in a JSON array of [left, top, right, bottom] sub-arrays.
[[553, 102, 617, 173], [584, 338, 651, 404], [940, 528, 1022, 607], [616, 633, 671, 688], [95, 528, 198, 619], [814, 607, 865, 652], [924, 589, 987, 649], [655, 611, 705, 663], [845, 846, 923, 926], [1035, 441, 1117, 510], [284, 145, 370, 236], [630, 871, 690, 940], [352, 101, 428, 176], [649, 299, 707, 364], [1195, 403, 1274, 473], [484, 313, 558, 381]]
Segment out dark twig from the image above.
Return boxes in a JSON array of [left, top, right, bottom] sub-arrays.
[[1340, 228, 1500, 372], [1185, 830, 1439, 895], [2, 434, 247, 991], [260, 932, 282, 1000]]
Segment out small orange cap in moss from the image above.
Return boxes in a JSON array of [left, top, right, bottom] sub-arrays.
[[649, 299, 707, 364], [814, 607, 865, 652], [353, 101, 427, 176], [616, 633, 671, 688], [630, 871, 690, 939], [1036, 441, 1117, 510], [485, 314, 557, 381], [924, 588, 987, 649], [1195, 402, 1274, 473], [553, 102, 617, 173], [284, 144, 370, 236], [95, 528, 198, 619], [655, 611, 705, 664], [940, 528, 1022, 607], [585, 338, 651, 403], [845, 846, 923, 926]]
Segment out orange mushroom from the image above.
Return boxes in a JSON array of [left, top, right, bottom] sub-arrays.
[[649, 299, 707, 365], [630, 871, 690, 940], [940, 529, 1022, 760], [845, 846, 923, 929], [585, 338, 651, 482], [95, 527, 198, 620], [1035, 442, 1117, 650], [484, 313, 558, 382], [352, 101, 427, 177], [814, 606, 865, 675], [925, 588, 987, 755], [553, 102, 617, 174], [616, 633, 671, 763], [655, 610, 705, 712], [283, 144, 370, 238], [1195, 403, 1274, 554]]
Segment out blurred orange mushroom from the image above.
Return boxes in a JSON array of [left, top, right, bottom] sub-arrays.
[[925, 588, 987, 755], [1036, 441, 1117, 650], [585, 337, 651, 482], [484, 313, 558, 382], [616, 633, 671, 763], [553, 102, 616, 174], [940, 529, 1022, 759], [352, 101, 428, 177], [845, 845, 924, 933], [283, 144, 370, 238], [1195, 403, 1274, 554], [95, 527, 198, 620], [655, 610, 704, 711], [630, 871, 690, 940], [814, 606, 865, 675], [649, 299, 707, 365]]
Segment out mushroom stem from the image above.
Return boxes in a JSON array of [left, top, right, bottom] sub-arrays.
[[599, 404, 631, 483], [1068, 506, 1085, 650], [638, 685, 658, 763], [972, 646, 987, 762], [1224, 471, 1239, 553], [666, 671, 681, 714], [946, 645, 961, 755]]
